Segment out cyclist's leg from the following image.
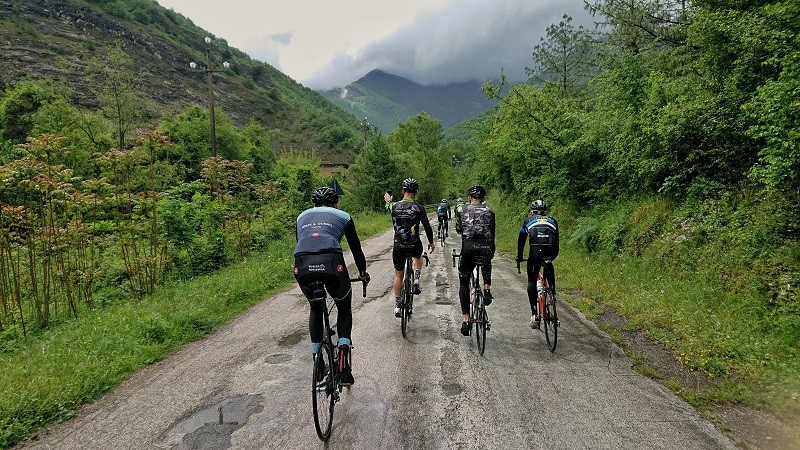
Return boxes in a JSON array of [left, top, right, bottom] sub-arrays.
[[542, 246, 558, 295], [527, 248, 543, 316], [391, 246, 405, 313], [295, 254, 326, 353], [410, 242, 423, 292], [328, 254, 352, 345], [457, 249, 475, 334]]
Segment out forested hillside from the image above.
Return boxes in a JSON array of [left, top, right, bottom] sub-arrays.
[[0, 0, 361, 163]]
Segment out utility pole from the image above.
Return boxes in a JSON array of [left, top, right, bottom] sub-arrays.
[[361, 117, 369, 152]]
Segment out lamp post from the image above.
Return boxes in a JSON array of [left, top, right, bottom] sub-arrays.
[[190, 37, 230, 158], [361, 116, 369, 152]]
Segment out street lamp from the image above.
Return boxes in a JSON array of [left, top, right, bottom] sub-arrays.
[[190, 37, 230, 158], [361, 116, 369, 152]]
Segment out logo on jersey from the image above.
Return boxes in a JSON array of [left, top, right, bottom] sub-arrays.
[[336, 264, 344, 272], [308, 264, 325, 272]]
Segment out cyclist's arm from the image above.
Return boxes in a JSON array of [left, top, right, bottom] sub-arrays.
[[420, 209, 434, 244], [343, 218, 368, 273], [517, 224, 528, 261]]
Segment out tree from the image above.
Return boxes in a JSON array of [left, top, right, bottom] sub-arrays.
[[526, 14, 597, 97], [345, 136, 398, 210], [387, 112, 448, 204], [86, 44, 152, 150]]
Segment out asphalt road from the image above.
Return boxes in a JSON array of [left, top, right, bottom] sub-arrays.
[[17, 227, 737, 450]]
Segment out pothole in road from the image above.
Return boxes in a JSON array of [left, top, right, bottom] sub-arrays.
[[441, 382, 463, 397], [277, 330, 304, 347], [167, 393, 264, 450], [264, 353, 291, 364]]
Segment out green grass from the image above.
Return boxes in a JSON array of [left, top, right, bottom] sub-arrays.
[[0, 211, 390, 449]]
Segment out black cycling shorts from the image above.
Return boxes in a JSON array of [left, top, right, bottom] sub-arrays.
[[294, 252, 351, 302], [392, 242, 423, 271]]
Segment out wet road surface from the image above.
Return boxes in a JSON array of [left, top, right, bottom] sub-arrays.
[[17, 227, 736, 449]]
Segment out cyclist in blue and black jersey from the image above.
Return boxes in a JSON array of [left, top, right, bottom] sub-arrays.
[[517, 199, 559, 330], [384, 178, 435, 316], [294, 186, 370, 386], [455, 185, 496, 336]]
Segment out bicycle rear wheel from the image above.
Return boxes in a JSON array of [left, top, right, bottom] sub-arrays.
[[400, 259, 414, 337], [543, 289, 558, 352], [312, 342, 335, 441], [474, 290, 486, 355]]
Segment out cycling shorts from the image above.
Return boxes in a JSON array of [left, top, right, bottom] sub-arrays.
[[392, 242, 423, 271]]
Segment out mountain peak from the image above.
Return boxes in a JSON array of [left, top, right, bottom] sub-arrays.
[[320, 70, 494, 133]]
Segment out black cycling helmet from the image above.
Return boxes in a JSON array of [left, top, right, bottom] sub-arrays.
[[530, 199, 547, 213], [311, 186, 339, 207], [402, 178, 419, 193], [467, 185, 486, 199]]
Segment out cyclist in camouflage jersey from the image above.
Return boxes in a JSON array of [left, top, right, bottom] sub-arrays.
[[455, 185, 495, 336]]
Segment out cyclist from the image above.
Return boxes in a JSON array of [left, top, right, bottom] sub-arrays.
[[436, 198, 451, 237], [384, 178, 435, 317], [294, 186, 370, 386], [455, 185, 496, 336], [455, 197, 465, 215], [517, 199, 559, 330]]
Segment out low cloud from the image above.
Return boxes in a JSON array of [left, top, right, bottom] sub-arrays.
[[304, 0, 591, 90]]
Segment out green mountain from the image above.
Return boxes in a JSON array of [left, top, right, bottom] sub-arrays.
[[320, 70, 496, 133], [0, 0, 360, 163]]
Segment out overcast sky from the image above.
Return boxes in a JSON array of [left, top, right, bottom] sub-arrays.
[[155, 0, 592, 91]]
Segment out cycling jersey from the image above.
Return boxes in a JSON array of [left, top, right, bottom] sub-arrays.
[[519, 214, 559, 249], [456, 202, 496, 241], [389, 199, 434, 247], [294, 206, 367, 272], [436, 202, 451, 219]]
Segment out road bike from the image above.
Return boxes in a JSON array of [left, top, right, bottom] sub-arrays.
[[453, 249, 490, 355], [310, 277, 367, 441], [518, 258, 558, 352], [398, 251, 429, 337]]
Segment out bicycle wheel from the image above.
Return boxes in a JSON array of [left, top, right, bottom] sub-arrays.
[[474, 289, 486, 355], [543, 289, 558, 352], [312, 342, 335, 441], [400, 270, 411, 338]]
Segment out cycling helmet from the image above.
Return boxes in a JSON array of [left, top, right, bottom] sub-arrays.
[[441, 198, 448, 203], [456, 197, 464, 205], [402, 178, 419, 193], [530, 199, 547, 213], [311, 186, 339, 207], [467, 185, 486, 199]]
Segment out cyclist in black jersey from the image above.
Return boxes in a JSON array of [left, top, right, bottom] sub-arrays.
[[294, 187, 370, 386], [455, 185, 496, 336], [384, 178, 435, 316], [436, 199, 451, 238]]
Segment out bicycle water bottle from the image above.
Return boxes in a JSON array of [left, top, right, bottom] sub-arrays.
[[536, 278, 544, 298]]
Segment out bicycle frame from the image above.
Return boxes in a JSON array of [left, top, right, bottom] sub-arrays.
[[517, 258, 558, 352], [452, 249, 489, 354], [399, 252, 429, 337]]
